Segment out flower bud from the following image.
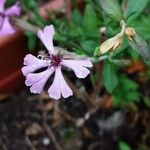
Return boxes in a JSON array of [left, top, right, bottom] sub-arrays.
[[113, 37, 122, 50], [99, 36, 122, 54]]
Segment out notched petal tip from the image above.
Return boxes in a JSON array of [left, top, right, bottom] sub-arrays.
[[82, 59, 93, 68], [0, 17, 15, 36], [44, 25, 55, 34], [48, 67, 73, 100], [5, 2, 21, 16], [37, 25, 55, 37], [76, 68, 90, 79], [62, 59, 92, 79], [21, 67, 26, 76], [23, 54, 34, 65], [37, 25, 56, 55]]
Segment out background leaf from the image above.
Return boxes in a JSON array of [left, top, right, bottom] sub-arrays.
[[125, 0, 149, 23], [71, 9, 82, 26], [82, 4, 98, 34], [81, 41, 98, 55], [113, 75, 140, 106], [25, 32, 37, 51], [119, 141, 131, 150], [128, 33, 150, 60], [99, 0, 123, 22], [103, 61, 118, 93]]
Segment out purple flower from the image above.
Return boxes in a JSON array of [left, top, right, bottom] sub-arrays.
[[0, 0, 20, 36], [22, 25, 93, 100]]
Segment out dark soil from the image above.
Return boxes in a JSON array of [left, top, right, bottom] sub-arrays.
[[0, 87, 149, 150]]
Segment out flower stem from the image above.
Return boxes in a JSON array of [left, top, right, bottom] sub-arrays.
[[43, 123, 63, 150], [65, 76, 94, 106], [13, 17, 40, 33]]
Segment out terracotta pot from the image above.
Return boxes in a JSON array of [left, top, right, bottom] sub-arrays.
[[0, 0, 65, 96]]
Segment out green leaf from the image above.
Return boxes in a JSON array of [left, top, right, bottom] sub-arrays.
[[125, 91, 140, 102], [125, 0, 149, 23], [71, 9, 82, 25], [20, 0, 47, 26], [128, 33, 150, 60], [81, 41, 98, 55], [103, 61, 118, 93], [120, 77, 139, 91], [113, 75, 140, 106], [127, 48, 140, 59], [99, 0, 123, 22], [82, 4, 98, 33], [94, 47, 100, 57], [20, 0, 38, 10], [25, 32, 37, 51], [54, 32, 67, 42], [119, 141, 131, 150]]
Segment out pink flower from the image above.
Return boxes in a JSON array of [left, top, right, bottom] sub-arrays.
[[0, 0, 20, 36], [22, 25, 93, 100]]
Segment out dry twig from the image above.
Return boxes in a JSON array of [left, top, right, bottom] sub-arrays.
[[43, 123, 62, 150]]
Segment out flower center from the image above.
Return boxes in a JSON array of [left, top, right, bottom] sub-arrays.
[[51, 55, 62, 67]]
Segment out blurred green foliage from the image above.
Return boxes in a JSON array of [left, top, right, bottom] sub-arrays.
[[50, 0, 150, 107], [6, 0, 150, 108], [103, 61, 118, 93], [119, 141, 131, 150], [113, 75, 141, 106]]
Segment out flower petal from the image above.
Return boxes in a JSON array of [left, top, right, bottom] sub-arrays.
[[0, 17, 15, 36], [62, 59, 92, 78], [25, 67, 54, 86], [6, 2, 20, 16], [48, 67, 73, 100], [25, 68, 54, 94], [23, 54, 49, 65], [22, 55, 49, 76], [0, 0, 5, 12], [37, 25, 56, 55]]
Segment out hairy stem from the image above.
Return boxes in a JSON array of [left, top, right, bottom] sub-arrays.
[[13, 17, 40, 33]]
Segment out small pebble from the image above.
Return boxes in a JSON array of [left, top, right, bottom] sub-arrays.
[[43, 137, 50, 146]]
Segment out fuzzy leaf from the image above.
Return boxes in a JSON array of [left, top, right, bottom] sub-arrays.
[[25, 32, 37, 51], [125, 0, 149, 23], [81, 41, 98, 55], [99, 0, 123, 22], [113, 75, 140, 106], [128, 33, 150, 60], [103, 61, 118, 93], [82, 4, 98, 33], [71, 9, 82, 25]]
